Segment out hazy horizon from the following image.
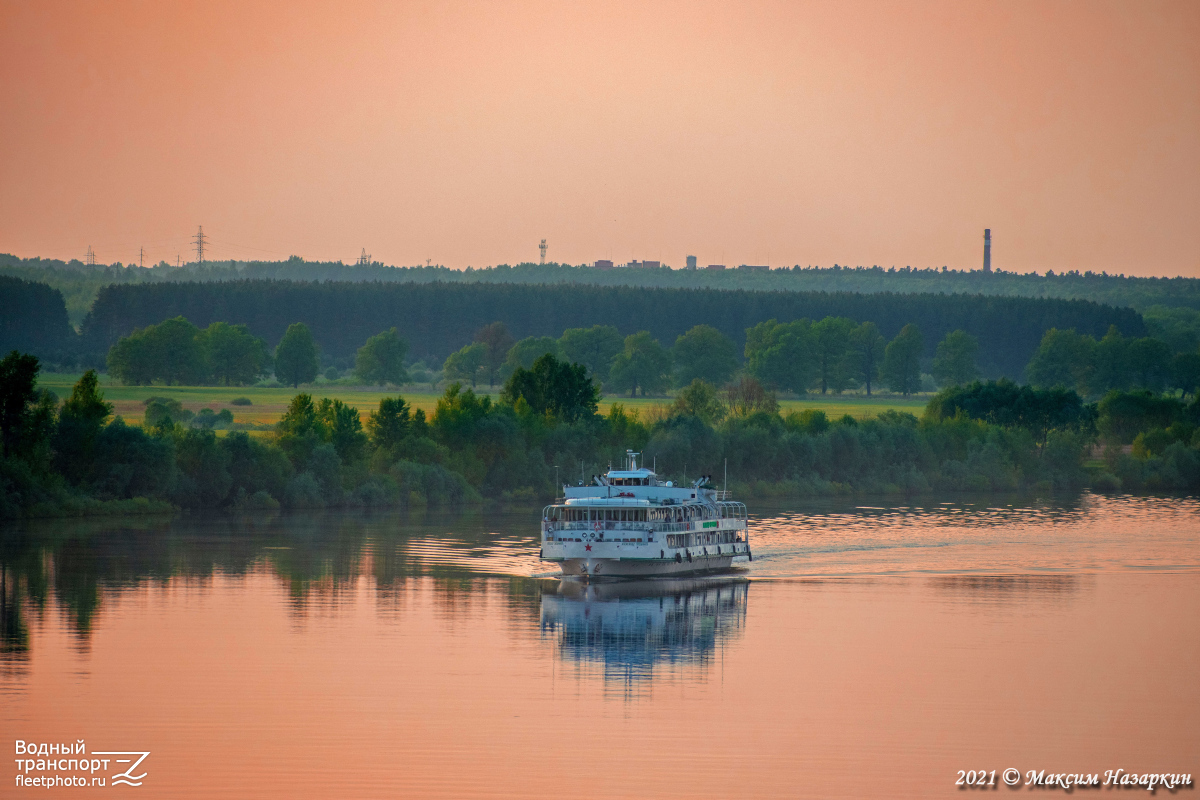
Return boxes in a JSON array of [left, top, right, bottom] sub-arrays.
[[2, 0, 1197, 278]]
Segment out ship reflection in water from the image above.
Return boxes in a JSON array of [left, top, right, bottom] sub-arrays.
[[540, 577, 749, 689]]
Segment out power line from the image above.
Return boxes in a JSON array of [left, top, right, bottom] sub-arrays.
[[192, 225, 208, 266], [85, 246, 96, 266]]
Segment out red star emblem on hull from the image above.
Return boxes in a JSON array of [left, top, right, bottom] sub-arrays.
[[585, 544, 592, 551]]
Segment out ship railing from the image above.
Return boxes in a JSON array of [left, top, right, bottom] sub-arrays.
[[713, 490, 732, 501], [546, 521, 653, 532], [544, 520, 746, 534]]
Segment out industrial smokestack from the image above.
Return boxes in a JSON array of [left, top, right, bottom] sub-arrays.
[[983, 228, 992, 273]]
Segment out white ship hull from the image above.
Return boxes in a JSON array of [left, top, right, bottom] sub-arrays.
[[555, 554, 745, 578]]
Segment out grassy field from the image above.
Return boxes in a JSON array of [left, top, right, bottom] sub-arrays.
[[39, 373, 929, 429]]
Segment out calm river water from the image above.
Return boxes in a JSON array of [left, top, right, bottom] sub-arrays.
[[2, 494, 1198, 798]]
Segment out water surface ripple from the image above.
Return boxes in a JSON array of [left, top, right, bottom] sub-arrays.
[[1, 493, 1196, 798]]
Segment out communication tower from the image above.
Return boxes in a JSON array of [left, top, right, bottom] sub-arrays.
[[357, 248, 371, 266], [983, 229, 992, 273], [539, 239, 547, 265], [139, 246, 145, 268]]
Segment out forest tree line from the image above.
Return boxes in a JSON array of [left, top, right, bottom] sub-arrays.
[[102, 309, 1200, 403], [3, 346, 1198, 519], [78, 279, 1147, 379], [4, 252, 1198, 328]]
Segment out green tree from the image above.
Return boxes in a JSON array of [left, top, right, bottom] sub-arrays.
[[442, 342, 487, 388], [925, 379, 1084, 453], [275, 323, 320, 388], [60, 369, 113, 429], [881, 324, 923, 395], [201, 322, 271, 386], [106, 316, 207, 385], [473, 322, 514, 387], [848, 321, 884, 396], [0, 351, 56, 460], [744, 319, 816, 394], [724, 375, 778, 417], [930, 330, 979, 388], [1127, 337, 1172, 391], [1026, 328, 1095, 394], [671, 379, 726, 424], [354, 328, 409, 386], [811, 316, 855, 394], [1092, 326, 1131, 393], [431, 383, 494, 450], [105, 329, 156, 385], [1143, 306, 1200, 353], [1170, 351, 1200, 398], [501, 354, 600, 422], [278, 394, 320, 437], [143, 397, 191, 431], [52, 369, 114, 482], [316, 398, 366, 462], [149, 317, 206, 385], [673, 325, 739, 387], [503, 336, 561, 378], [1097, 390, 1183, 444], [608, 331, 672, 397], [366, 396, 411, 454], [559, 325, 623, 383]]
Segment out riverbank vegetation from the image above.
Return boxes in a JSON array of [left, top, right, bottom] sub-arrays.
[[3, 349, 1197, 520]]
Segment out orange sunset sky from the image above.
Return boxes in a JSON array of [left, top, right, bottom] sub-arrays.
[[1, 1, 1197, 276]]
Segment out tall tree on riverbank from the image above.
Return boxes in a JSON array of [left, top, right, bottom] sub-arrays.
[[559, 325, 623, 384], [201, 322, 272, 386], [673, 325, 739, 388], [354, 328, 409, 386], [931, 330, 979, 388], [882, 324, 923, 395], [811, 316, 855, 394], [608, 332, 672, 397], [473, 322, 514, 387], [849, 321, 885, 396], [275, 323, 320, 388], [0, 351, 55, 460]]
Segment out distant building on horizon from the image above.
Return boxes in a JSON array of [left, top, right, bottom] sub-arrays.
[[706, 264, 725, 270], [624, 260, 660, 269], [594, 259, 613, 270], [738, 264, 769, 271], [685, 255, 697, 270], [983, 229, 992, 273]]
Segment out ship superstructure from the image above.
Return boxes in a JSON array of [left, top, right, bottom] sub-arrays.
[[539, 451, 750, 578]]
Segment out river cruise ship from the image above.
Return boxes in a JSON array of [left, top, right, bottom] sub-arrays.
[[539, 451, 751, 578]]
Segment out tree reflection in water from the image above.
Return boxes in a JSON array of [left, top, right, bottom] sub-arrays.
[[0, 508, 545, 655]]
